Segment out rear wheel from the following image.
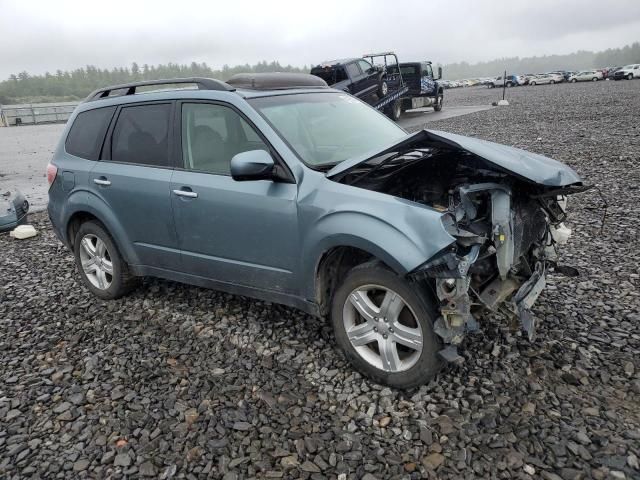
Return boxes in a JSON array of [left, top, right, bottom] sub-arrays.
[[506, 82, 513, 88], [570, 78, 577, 83], [592, 77, 598, 82], [550, 80, 555, 84], [74, 221, 138, 300], [331, 262, 442, 389], [378, 79, 388, 98]]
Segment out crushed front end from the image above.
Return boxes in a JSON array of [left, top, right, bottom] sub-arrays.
[[411, 181, 584, 362], [328, 129, 589, 362]]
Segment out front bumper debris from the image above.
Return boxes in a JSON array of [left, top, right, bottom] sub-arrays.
[[511, 264, 546, 341], [0, 190, 29, 233]]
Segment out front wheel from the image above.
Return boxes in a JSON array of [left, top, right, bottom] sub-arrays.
[[628, 74, 634, 80], [506, 82, 513, 88], [570, 79, 577, 83], [331, 262, 443, 389], [530, 81, 536, 86], [433, 94, 443, 111], [550, 80, 555, 84], [592, 77, 598, 82]]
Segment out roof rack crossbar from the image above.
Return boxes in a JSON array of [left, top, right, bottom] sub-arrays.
[[85, 77, 235, 102]]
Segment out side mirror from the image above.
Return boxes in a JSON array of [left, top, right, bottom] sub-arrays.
[[438, 67, 443, 80], [230, 150, 274, 181]]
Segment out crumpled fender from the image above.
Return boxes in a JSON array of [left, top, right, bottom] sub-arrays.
[[298, 181, 456, 300]]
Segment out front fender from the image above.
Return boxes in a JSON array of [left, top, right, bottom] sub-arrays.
[[299, 200, 456, 300]]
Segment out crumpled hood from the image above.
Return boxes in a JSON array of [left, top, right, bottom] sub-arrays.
[[327, 129, 582, 187]]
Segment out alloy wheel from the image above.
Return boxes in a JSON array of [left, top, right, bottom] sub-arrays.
[[79, 234, 113, 290], [342, 285, 423, 372]]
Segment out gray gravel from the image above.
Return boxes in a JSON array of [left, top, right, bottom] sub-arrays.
[[1, 80, 639, 479]]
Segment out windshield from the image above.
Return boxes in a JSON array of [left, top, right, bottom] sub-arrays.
[[249, 92, 407, 167]]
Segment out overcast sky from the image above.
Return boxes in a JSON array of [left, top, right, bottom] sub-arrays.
[[1, 0, 639, 80]]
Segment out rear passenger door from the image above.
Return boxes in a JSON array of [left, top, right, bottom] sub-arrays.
[[170, 101, 299, 293], [88, 102, 180, 270]]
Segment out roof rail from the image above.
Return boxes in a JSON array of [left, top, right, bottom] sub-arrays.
[[84, 77, 235, 102]]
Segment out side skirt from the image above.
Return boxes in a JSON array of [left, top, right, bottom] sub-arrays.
[[130, 264, 321, 317]]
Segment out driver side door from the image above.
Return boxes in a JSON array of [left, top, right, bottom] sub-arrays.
[[170, 101, 300, 294]]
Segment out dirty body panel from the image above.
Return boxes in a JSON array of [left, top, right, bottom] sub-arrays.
[[328, 129, 585, 360]]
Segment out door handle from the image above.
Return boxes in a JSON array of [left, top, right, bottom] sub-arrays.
[[173, 189, 198, 198], [93, 178, 111, 186]]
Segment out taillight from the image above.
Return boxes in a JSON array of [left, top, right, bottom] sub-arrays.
[[47, 163, 58, 188]]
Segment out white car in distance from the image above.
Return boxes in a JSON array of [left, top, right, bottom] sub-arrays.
[[529, 74, 557, 86], [569, 70, 604, 82]]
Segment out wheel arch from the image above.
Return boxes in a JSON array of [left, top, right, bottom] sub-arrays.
[[303, 211, 454, 314], [64, 200, 140, 265]]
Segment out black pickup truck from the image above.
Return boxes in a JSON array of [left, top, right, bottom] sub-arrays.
[[389, 61, 444, 114], [310, 58, 388, 101]]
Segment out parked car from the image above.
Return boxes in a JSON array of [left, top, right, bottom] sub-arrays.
[[488, 75, 519, 88], [310, 58, 388, 100], [529, 74, 557, 85], [568, 70, 603, 82], [549, 71, 570, 82], [613, 64, 640, 80], [48, 74, 585, 389]]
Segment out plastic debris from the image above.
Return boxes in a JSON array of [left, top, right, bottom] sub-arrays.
[[10, 224, 37, 239]]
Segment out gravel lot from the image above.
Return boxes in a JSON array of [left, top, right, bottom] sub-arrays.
[[1, 80, 639, 479]]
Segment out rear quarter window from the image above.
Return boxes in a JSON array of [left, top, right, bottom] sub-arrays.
[[65, 106, 116, 160]]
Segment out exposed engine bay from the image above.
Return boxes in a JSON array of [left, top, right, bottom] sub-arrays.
[[335, 145, 589, 363]]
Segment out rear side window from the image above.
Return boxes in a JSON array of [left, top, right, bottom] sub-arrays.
[[65, 107, 116, 160], [111, 103, 171, 167]]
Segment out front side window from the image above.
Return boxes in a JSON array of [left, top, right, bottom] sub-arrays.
[[249, 92, 407, 167], [181, 103, 268, 175], [111, 103, 171, 167], [357, 60, 373, 74], [425, 64, 434, 77], [65, 106, 116, 160], [345, 63, 361, 79]]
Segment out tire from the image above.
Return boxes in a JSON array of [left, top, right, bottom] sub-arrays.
[[330, 261, 443, 389], [388, 99, 402, 121], [592, 77, 598, 82], [628, 74, 634, 80], [378, 79, 388, 98], [550, 80, 555, 84], [73, 220, 138, 300], [488, 84, 494, 89], [433, 93, 443, 112], [570, 79, 577, 83], [506, 82, 513, 88], [530, 81, 536, 86]]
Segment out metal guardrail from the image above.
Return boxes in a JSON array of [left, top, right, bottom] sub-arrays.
[[0, 101, 78, 127]]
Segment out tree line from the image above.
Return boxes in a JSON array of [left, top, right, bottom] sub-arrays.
[[0, 42, 638, 103], [0, 61, 307, 104], [442, 42, 640, 79]]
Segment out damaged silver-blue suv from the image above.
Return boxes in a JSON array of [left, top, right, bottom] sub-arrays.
[[48, 74, 586, 388]]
